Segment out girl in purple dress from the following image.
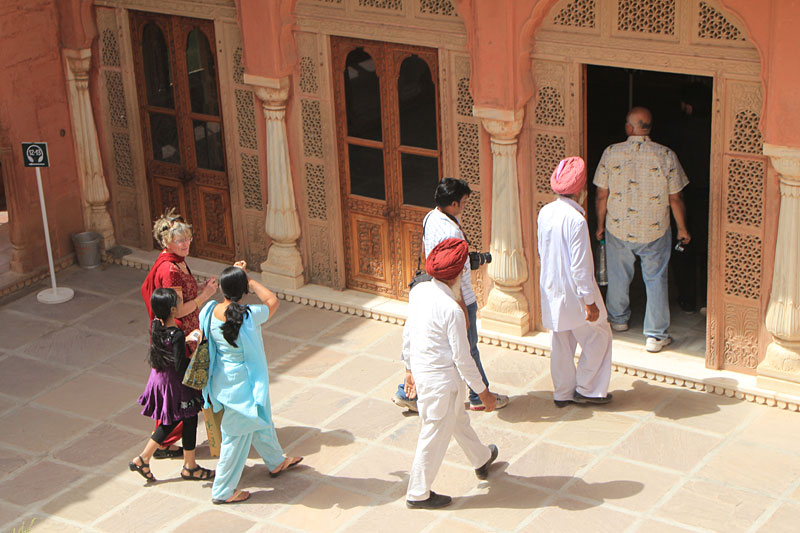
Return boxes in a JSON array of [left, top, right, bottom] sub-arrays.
[[129, 288, 215, 483]]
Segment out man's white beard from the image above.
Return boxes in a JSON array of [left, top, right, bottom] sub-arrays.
[[450, 278, 463, 303]]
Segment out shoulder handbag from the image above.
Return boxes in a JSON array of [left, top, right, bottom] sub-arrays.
[[408, 215, 432, 290], [182, 304, 216, 390]]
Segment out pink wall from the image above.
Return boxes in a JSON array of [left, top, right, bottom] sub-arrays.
[[0, 0, 85, 272]]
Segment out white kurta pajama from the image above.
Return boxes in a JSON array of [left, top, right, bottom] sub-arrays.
[[537, 197, 613, 401], [402, 279, 492, 502]]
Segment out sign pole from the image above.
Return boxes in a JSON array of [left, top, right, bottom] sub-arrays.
[[22, 142, 73, 304]]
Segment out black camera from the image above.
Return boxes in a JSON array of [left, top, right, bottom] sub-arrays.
[[469, 251, 492, 270]]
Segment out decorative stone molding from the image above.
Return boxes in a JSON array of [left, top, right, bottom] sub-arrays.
[[63, 48, 116, 249], [474, 106, 530, 336], [246, 74, 305, 289], [759, 143, 800, 395]]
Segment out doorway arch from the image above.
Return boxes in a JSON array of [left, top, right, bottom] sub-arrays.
[[528, 0, 767, 374]]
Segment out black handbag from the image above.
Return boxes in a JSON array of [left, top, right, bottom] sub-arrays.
[[408, 217, 432, 290]]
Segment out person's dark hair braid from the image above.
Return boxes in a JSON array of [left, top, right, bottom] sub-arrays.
[[219, 266, 250, 347]]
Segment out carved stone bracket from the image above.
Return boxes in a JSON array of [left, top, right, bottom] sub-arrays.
[[247, 74, 305, 289], [475, 107, 530, 336], [63, 48, 115, 248], [758, 143, 800, 395]]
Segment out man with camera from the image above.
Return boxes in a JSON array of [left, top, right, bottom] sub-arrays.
[[403, 238, 499, 509], [393, 177, 509, 412], [594, 107, 691, 353], [538, 157, 613, 407]]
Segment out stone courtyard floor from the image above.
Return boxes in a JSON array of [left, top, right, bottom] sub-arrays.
[[1, 264, 799, 533]]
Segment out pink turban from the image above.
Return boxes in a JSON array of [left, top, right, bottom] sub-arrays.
[[426, 238, 469, 281], [550, 156, 586, 195]]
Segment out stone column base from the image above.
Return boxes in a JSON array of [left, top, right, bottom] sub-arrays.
[[480, 285, 530, 337], [260, 242, 305, 290], [757, 340, 800, 396]]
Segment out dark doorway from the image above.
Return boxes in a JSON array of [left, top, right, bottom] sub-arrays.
[[585, 65, 712, 355]]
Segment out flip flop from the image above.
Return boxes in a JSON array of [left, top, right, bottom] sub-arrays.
[[153, 446, 183, 459], [212, 490, 251, 505], [181, 465, 215, 481], [269, 456, 303, 478], [128, 455, 156, 483]]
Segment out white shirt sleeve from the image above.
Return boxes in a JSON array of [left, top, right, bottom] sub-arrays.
[[446, 306, 487, 394], [401, 318, 412, 371], [568, 217, 596, 306]]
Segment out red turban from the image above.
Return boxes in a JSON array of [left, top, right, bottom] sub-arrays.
[[426, 238, 469, 281], [550, 156, 586, 195]]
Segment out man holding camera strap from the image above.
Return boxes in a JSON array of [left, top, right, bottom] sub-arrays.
[[393, 178, 509, 413]]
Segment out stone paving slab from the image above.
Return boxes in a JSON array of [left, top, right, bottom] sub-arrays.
[[0, 265, 798, 532]]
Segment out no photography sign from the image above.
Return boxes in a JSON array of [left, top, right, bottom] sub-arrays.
[[22, 142, 49, 167]]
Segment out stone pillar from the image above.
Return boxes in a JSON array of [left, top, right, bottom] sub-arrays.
[[246, 74, 304, 289], [475, 107, 530, 336], [758, 144, 800, 395], [63, 48, 115, 248]]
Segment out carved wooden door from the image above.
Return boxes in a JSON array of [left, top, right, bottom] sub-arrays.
[[131, 11, 234, 261], [332, 37, 441, 299]]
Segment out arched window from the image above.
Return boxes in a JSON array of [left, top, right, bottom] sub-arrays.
[[344, 48, 385, 200], [397, 55, 439, 207]]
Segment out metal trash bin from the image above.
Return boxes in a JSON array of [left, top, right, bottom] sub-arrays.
[[72, 232, 102, 269]]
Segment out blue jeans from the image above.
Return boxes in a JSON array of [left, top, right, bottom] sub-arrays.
[[397, 302, 490, 405], [605, 229, 671, 340]]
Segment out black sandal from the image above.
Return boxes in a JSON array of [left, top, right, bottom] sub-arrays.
[[153, 446, 183, 459], [181, 465, 215, 481], [129, 456, 156, 483]]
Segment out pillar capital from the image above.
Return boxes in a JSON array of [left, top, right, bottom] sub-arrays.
[[474, 107, 524, 141], [247, 74, 290, 109], [758, 143, 800, 395]]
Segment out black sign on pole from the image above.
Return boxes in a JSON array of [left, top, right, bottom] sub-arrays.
[[22, 142, 49, 167]]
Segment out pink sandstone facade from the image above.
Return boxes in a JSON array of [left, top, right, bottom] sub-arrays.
[[1, 0, 800, 394]]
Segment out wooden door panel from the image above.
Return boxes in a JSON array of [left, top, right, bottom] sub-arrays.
[[151, 177, 187, 221], [349, 213, 393, 289], [399, 220, 424, 299], [195, 186, 235, 260]]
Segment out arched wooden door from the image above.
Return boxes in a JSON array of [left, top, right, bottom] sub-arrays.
[[332, 37, 442, 299], [130, 11, 235, 261]]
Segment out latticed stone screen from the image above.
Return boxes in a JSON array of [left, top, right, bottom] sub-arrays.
[[617, 0, 676, 35], [535, 87, 566, 127], [698, 1, 744, 41], [98, 14, 134, 189], [535, 134, 566, 193], [232, 46, 263, 211], [420, 0, 456, 17], [454, 55, 483, 253], [359, 0, 402, 10], [729, 110, 763, 155], [553, 0, 596, 28]]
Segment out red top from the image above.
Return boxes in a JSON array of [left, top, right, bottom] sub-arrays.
[[141, 251, 200, 352]]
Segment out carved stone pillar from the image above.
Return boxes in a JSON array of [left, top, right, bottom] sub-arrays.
[[475, 108, 530, 336], [758, 144, 800, 395], [247, 75, 304, 289], [63, 48, 115, 248]]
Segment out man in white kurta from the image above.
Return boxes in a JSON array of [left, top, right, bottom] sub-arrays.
[[403, 238, 498, 509], [537, 157, 613, 407]]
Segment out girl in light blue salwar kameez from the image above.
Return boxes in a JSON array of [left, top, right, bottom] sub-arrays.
[[200, 263, 302, 505]]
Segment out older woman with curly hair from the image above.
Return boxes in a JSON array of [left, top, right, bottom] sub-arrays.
[[139, 209, 218, 462]]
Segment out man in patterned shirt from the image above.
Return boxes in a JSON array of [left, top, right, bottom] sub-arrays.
[[393, 178, 509, 412], [594, 107, 691, 353]]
